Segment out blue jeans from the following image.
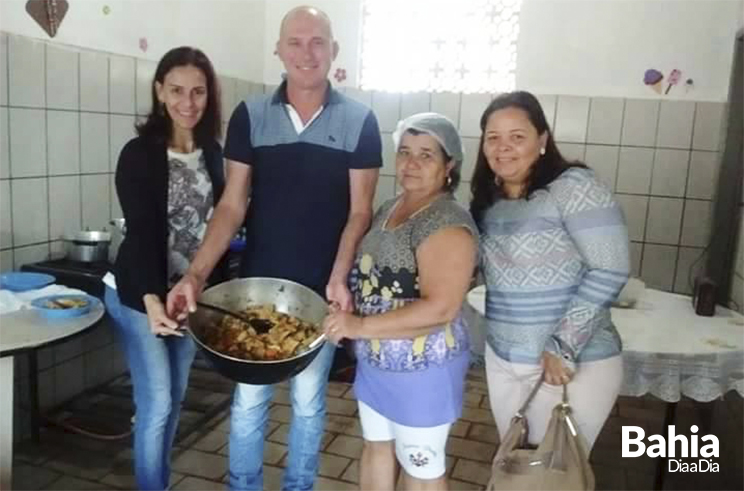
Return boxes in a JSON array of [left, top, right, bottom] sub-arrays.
[[228, 342, 335, 491], [105, 286, 197, 490]]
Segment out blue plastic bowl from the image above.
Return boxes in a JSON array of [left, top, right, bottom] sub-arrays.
[[31, 294, 95, 320], [0, 272, 55, 292]]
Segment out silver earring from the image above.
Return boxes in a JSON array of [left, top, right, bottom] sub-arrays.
[[494, 175, 502, 186], [446, 175, 452, 186], [539, 147, 546, 155]]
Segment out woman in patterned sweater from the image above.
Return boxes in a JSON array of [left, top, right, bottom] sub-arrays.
[[470, 91, 630, 450], [323, 113, 477, 491]]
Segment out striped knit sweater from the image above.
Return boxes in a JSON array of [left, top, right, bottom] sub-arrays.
[[479, 167, 630, 367]]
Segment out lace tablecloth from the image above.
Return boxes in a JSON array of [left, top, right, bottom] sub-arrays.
[[466, 286, 744, 402]]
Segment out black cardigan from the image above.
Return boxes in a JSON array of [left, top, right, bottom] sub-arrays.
[[113, 136, 227, 313]]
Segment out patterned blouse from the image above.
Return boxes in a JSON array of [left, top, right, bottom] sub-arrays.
[[166, 148, 214, 286], [350, 193, 478, 427]]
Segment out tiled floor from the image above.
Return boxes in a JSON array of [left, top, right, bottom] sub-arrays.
[[11, 362, 744, 490]]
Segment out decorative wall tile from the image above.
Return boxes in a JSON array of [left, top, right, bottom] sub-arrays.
[[9, 108, 46, 177], [641, 244, 677, 291], [80, 51, 109, 112], [80, 113, 109, 173], [686, 151, 719, 200], [374, 175, 396, 210], [400, 92, 430, 119], [11, 178, 48, 246], [461, 137, 480, 184], [13, 243, 49, 269], [49, 176, 81, 241], [219, 76, 237, 122], [587, 98, 623, 145], [534, 95, 556, 128], [460, 93, 491, 138], [692, 102, 725, 152], [0, 250, 13, 272], [557, 143, 585, 163], [680, 200, 713, 247], [621, 99, 658, 147], [0, 107, 9, 178], [344, 88, 372, 107], [645, 197, 683, 245], [109, 56, 135, 115], [109, 115, 135, 172], [0, 180, 12, 249], [380, 131, 396, 177], [616, 147, 653, 194], [47, 111, 80, 175], [454, 184, 470, 208], [615, 194, 648, 242], [372, 92, 401, 132], [554, 96, 589, 143], [430, 92, 461, 130], [656, 101, 694, 149], [110, 173, 122, 220], [9, 35, 45, 108], [651, 149, 689, 197], [46, 45, 79, 110], [135, 59, 157, 115], [81, 174, 111, 230], [0, 33, 7, 106], [585, 145, 619, 191]]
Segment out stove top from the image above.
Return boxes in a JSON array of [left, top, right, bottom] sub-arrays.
[[21, 259, 112, 298], [25, 258, 111, 276]]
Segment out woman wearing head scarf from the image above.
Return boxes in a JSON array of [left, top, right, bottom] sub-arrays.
[[323, 113, 477, 491]]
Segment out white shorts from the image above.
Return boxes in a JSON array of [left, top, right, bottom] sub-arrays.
[[358, 400, 451, 480]]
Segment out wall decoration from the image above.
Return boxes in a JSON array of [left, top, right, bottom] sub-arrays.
[[685, 78, 694, 92], [665, 68, 682, 94], [643, 68, 664, 94], [25, 0, 69, 38], [334, 68, 347, 84], [139, 37, 148, 53], [102, 5, 110, 15]]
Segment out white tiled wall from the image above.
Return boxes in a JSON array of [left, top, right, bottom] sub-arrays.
[[353, 91, 730, 298], [0, 32, 258, 436]]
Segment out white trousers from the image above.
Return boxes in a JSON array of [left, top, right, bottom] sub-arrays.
[[485, 346, 623, 450]]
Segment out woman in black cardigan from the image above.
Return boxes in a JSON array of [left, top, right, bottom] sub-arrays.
[[103, 46, 225, 491]]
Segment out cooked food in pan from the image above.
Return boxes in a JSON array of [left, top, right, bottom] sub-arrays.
[[203, 305, 319, 361]]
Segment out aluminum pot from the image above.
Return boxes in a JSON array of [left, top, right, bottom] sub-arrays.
[[62, 230, 111, 262], [187, 277, 328, 385]]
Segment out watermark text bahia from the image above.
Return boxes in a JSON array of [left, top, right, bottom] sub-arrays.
[[622, 425, 719, 473]]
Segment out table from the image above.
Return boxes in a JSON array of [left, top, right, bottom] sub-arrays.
[[0, 303, 105, 491], [466, 286, 744, 489]]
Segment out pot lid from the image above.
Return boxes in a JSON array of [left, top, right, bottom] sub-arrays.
[[63, 230, 111, 242]]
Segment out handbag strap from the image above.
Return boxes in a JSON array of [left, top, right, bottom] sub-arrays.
[[515, 372, 570, 418]]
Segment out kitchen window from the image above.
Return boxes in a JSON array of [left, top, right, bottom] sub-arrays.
[[359, 0, 522, 93]]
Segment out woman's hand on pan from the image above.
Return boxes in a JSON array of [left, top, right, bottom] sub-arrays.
[[144, 294, 183, 337], [325, 278, 353, 312], [541, 351, 574, 385], [322, 311, 364, 344]]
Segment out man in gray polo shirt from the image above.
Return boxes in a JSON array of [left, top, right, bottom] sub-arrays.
[[167, 6, 382, 491]]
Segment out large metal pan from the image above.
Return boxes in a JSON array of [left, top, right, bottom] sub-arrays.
[[187, 277, 328, 385]]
